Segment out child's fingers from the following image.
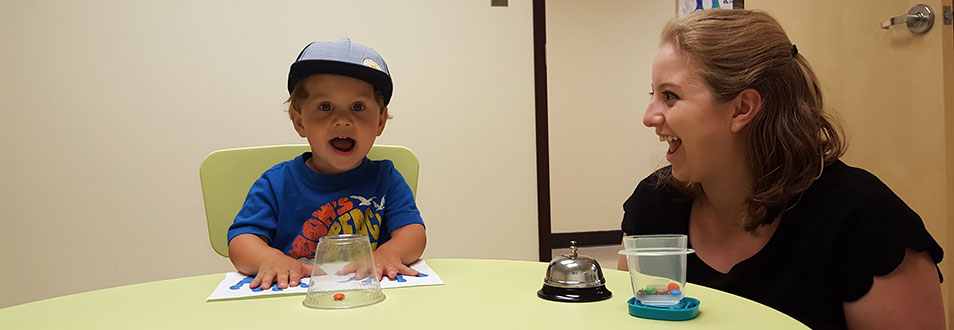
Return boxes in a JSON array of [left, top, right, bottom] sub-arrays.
[[276, 270, 289, 289], [376, 264, 417, 280], [301, 262, 321, 276], [387, 268, 398, 280], [372, 264, 384, 280], [395, 264, 419, 276], [288, 268, 300, 287], [353, 263, 375, 280], [374, 264, 387, 281], [383, 265, 400, 281], [259, 272, 274, 290], [336, 261, 359, 275]]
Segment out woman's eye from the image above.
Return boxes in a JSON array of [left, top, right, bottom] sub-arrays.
[[351, 103, 366, 112], [663, 91, 679, 101], [648, 90, 677, 101], [317, 103, 333, 111]]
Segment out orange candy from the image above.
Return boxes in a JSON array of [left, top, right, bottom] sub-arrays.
[[668, 282, 680, 291], [333, 293, 345, 301]]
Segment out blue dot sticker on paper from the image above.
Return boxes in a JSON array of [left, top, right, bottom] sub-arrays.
[[627, 297, 700, 321]]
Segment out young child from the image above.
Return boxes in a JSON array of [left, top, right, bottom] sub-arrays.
[[227, 38, 426, 290]]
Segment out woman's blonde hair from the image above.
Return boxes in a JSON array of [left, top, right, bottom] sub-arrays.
[[658, 9, 845, 230]]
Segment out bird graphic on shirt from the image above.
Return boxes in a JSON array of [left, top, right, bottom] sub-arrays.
[[350, 195, 376, 206], [372, 195, 386, 211]]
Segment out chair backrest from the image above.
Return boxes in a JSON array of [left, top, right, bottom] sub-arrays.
[[199, 144, 419, 257]]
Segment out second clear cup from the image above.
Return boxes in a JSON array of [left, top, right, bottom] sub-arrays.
[[618, 234, 695, 306], [302, 234, 385, 309]]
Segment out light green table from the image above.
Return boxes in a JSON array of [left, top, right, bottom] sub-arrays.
[[0, 258, 807, 329]]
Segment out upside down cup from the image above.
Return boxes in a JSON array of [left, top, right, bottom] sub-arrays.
[[302, 234, 385, 309]]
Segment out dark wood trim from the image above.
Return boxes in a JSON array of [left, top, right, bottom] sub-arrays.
[[532, 0, 552, 263], [551, 230, 623, 248]]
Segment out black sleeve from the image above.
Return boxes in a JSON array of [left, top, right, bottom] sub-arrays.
[[832, 171, 943, 302]]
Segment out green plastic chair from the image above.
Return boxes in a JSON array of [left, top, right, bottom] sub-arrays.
[[199, 144, 419, 258]]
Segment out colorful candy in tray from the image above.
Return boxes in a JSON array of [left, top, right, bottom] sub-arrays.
[[636, 282, 682, 296]]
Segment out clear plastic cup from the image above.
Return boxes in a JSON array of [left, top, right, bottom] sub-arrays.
[[618, 234, 695, 306], [302, 234, 385, 309]]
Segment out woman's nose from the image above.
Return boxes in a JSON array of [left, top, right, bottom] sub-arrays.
[[643, 102, 663, 128]]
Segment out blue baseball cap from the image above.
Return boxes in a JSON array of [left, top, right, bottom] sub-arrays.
[[287, 38, 393, 106]]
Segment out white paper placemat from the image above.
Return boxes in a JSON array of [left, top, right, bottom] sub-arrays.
[[207, 259, 443, 301]]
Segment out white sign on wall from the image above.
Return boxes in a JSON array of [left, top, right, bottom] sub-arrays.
[[679, 0, 734, 15]]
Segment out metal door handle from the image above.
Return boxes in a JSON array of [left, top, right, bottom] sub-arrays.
[[881, 4, 935, 34]]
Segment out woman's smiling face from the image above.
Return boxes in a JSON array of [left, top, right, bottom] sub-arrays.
[[643, 43, 737, 183]]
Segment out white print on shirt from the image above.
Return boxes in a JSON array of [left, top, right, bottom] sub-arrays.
[[351, 195, 376, 207], [372, 195, 386, 211]]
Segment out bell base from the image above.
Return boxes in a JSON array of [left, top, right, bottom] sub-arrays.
[[537, 284, 612, 302]]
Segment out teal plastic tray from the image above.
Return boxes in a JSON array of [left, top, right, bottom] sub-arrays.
[[627, 297, 700, 321]]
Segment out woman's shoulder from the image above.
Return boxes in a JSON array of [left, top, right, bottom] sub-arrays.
[[813, 160, 901, 202], [802, 160, 920, 220], [791, 160, 925, 231]]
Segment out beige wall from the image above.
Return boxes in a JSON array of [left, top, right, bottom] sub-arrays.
[[547, 0, 674, 234], [1, 0, 538, 308]]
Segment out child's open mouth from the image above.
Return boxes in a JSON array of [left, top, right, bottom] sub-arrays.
[[330, 137, 355, 153]]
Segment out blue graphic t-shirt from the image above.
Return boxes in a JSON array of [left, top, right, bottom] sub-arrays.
[[227, 152, 423, 259]]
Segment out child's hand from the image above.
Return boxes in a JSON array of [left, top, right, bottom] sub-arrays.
[[336, 258, 377, 280], [250, 253, 320, 290], [373, 248, 419, 281]]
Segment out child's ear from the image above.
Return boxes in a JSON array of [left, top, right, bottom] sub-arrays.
[[730, 89, 762, 133], [376, 107, 388, 136], [289, 106, 306, 137]]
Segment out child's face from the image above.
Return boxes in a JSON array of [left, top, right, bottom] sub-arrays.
[[643, 43, 737, 183], [290, 74, 388, 175]]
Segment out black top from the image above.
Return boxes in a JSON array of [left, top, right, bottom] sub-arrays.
[[620, 160, 943, 330]]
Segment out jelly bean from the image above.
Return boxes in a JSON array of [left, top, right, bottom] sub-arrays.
[[656, 288, 668, 294], [645, 285, 656, 293], [668, 282, 680, 291], [333, 293, 345, 301], [670, 289, 682, 296]]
